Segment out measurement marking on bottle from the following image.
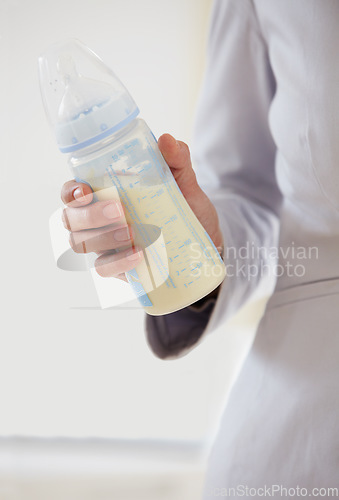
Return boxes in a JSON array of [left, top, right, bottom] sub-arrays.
[[178, 244, 185, 249], [174, 254, 179, 259]]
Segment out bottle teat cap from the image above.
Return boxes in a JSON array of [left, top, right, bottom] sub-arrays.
[[38, 39, 139, 153]]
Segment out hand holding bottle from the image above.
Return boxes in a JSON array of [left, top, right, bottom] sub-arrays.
[[41, 39, 226, 314], [61, 133, 224, 281]]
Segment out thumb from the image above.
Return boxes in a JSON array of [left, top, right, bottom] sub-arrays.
[[158, 133, 223, 250], [157, 133, 199, 197]]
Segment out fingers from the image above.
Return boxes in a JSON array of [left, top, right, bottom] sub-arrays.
[[61, 180, 94, 207], [62, 199, 125, 232], [69, 224, 134, 254], [95, 247, 144, 278]]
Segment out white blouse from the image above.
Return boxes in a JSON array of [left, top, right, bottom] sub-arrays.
[[146, 0, 339, 493], [193, 0, 339, 333]]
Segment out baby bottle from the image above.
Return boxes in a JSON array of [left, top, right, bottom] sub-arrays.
[[39, 39, 226, 315]]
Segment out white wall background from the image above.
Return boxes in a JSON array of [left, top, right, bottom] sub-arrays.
[[0, 0, 265, 450]]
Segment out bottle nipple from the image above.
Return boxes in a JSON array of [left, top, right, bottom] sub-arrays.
[[38, 38, 139, 152], [56, 54, 114, 122], [57, 54, 78, 86]]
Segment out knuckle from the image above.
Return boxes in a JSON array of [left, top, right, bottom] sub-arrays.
[[182, 141, 189, 152], [94, 257, 104, 277], [94, 251, 126, 277], [60, 184, 68, 204], [178, 140, 189, 154], [68, 233, 75, 251], [68, 233, 84, 254], [94, 255, 111, 277], [62, 208, 71, 231]]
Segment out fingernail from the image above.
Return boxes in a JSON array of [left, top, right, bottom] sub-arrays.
[[114, 226, 131, 242], [102, 202, 123, 219], [73, 187, 86, 202], [126, 248, 142, 261]]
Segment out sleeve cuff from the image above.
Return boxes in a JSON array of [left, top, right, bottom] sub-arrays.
[[144, 297, 217, 360]]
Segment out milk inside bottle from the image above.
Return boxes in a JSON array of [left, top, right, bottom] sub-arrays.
[[39, 39, 226, 315]]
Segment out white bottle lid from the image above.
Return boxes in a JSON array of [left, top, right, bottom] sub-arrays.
[[39, 39, 139, 153]]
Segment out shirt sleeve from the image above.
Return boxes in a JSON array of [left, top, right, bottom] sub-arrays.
[[145, 0, 283, 359]]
